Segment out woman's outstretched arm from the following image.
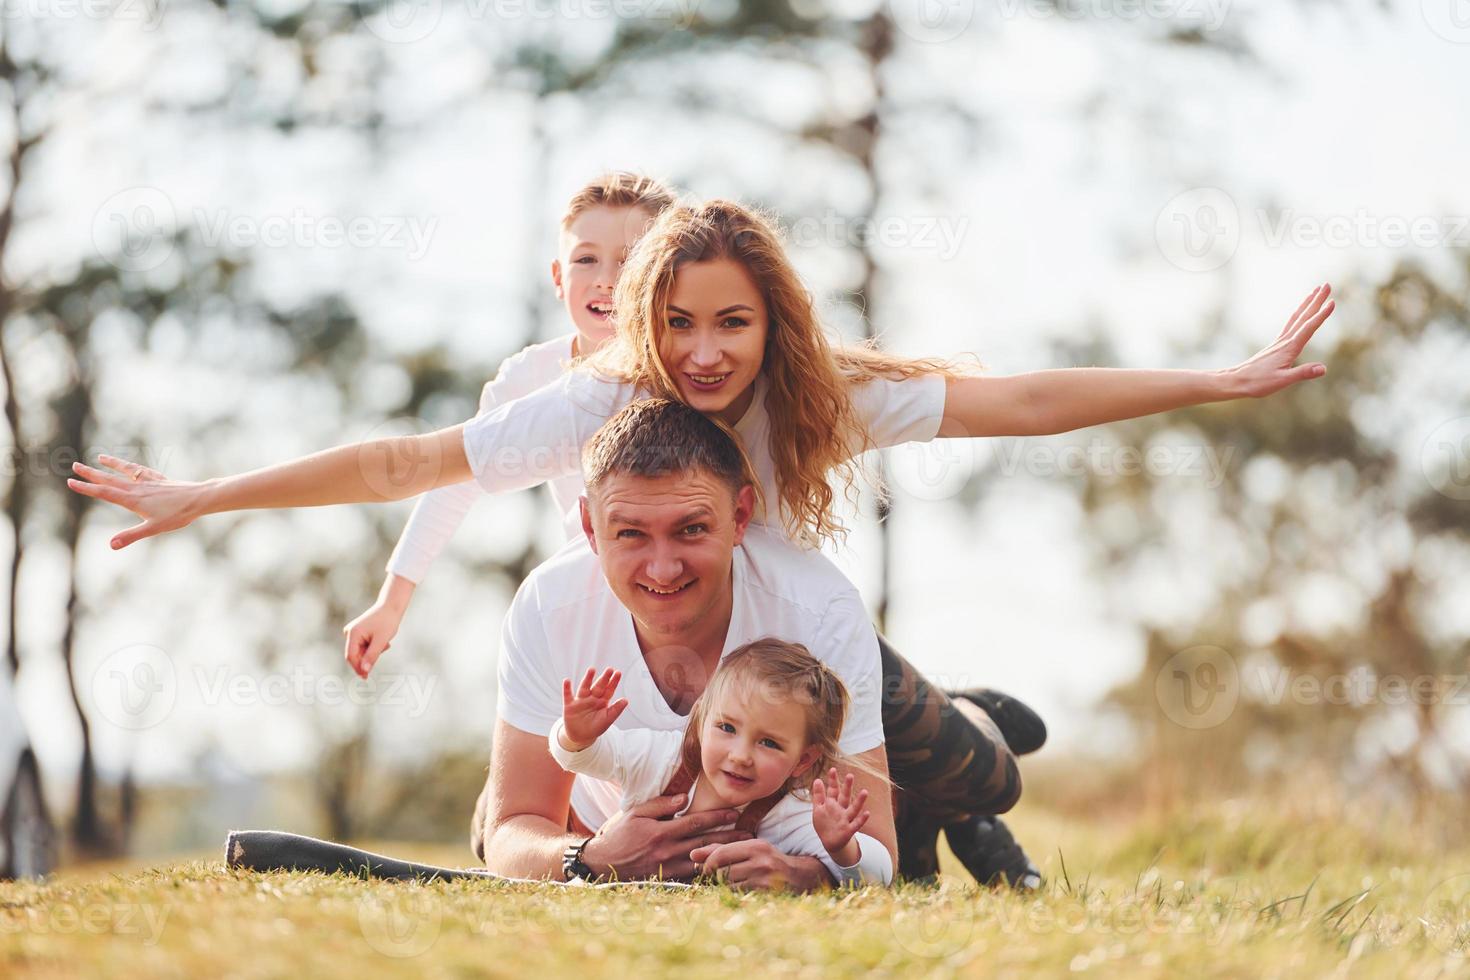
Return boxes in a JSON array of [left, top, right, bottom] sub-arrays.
[[67, 424, 471, 550], [939, 283, 1336, 439]]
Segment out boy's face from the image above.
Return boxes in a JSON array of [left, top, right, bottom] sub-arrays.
[[552, 205, 654, 353]]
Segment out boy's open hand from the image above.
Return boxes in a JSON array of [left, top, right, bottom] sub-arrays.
[[811, 768, 869, 866], [560, 668, 629, 752]]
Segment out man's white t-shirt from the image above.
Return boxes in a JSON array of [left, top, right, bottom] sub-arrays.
[[462, 369, 948, 538], [386, 334, 584, 583], [495, 524, 885, 830]]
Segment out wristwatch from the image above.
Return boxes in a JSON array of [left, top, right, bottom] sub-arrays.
[[562, 837, 597, 882]]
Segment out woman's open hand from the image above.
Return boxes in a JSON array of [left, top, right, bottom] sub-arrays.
[[1222, 283, 1335, 398], [67, 454, 206, 549]]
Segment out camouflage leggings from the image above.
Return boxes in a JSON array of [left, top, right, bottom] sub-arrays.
[[878, 635, 1021, 878]]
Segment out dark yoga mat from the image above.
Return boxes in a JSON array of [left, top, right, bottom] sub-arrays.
[[224, 830, 692, 888], [225, 830, 505, 882]]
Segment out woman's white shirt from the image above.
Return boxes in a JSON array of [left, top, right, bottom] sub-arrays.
[[385, 334, 584, 584]]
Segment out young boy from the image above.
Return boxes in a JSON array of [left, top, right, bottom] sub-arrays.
[[342, 172, 678, 678]]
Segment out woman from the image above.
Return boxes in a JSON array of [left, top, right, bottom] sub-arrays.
[[69, 200, 1332, 548], [69, 199, 1335, 884]]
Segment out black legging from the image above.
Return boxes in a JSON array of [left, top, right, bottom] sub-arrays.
[[877, 635, 1021, 878]]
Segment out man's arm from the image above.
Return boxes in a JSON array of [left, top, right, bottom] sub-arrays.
[[478, 720, 580, 879], [847, 746, 896, 869]]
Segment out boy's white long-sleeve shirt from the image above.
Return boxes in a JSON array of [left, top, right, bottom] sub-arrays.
[[386, 334, 583, 584], [548, 719, 892, 886]]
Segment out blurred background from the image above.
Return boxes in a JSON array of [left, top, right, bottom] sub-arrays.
[[1, 0, 1467, 868]]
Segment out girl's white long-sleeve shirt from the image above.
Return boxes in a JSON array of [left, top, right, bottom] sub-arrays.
[[547, 718, 893, 886], [386, 334, 583, 583]]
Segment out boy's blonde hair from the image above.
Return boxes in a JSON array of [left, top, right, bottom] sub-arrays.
[[679, 637, 886, 799], [596, 199, 975, 547], [561, 172, 678, 229]]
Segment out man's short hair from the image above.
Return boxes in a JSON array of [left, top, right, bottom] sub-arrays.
[[582, 399, 750, 498]]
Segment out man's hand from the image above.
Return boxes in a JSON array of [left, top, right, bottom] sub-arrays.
[[581, 793, 750, 881], [811, 768, 869, 868], [560, 668, 630, 752], [689, 839, 835, 893]]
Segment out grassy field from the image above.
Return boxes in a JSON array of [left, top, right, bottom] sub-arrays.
[[3, 791, 1469, 979]]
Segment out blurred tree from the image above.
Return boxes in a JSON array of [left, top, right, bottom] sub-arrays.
[[0, 1, 508, 852], [1045, 258, 1470, 802]]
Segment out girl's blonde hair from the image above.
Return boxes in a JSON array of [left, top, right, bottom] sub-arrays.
[[561, 172, 679, 229], [595, 199, 974, 547], [679, 638, 887, 799]]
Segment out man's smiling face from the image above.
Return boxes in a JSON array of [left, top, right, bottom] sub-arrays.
[[581, 468, 755, 643]]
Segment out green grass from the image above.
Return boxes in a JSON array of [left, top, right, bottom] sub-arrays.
[[3, 798, 1469, 979]]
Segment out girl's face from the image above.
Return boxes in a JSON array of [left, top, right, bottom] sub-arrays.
[[699, 681, 818, 807], [659, 258, 769, 426], [553, 206, 653, 353]]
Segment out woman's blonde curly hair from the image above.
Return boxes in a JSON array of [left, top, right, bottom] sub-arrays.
[[589, 199, 971, 547]]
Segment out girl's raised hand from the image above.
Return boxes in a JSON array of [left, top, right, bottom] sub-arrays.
[[67, 454, 204, 550], [1224, 283, 1335, 399], [560, 667, 629, 751], [811, 767, 870, 862]]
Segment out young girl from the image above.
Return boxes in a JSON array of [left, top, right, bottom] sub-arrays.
[[342, 172, 677, 678], [550, 639, 892, 886]]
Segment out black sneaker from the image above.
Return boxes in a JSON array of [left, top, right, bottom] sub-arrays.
[[949, 688, 1048, 756], [943, 815, 1043, 891]]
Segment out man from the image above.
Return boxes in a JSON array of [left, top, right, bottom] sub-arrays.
[[472, 398, 1042, 890]]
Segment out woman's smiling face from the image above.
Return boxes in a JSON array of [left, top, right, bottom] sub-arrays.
[[658, 258, 769, 426]]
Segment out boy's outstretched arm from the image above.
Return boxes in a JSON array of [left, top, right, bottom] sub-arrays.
[[66, 424, 472, 550], [939, 283, 1336, 438]]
